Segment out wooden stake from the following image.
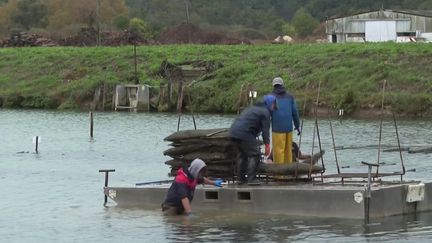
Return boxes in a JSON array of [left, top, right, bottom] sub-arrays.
[[89, 112, 94, 138], [35, 136, 39, 154]]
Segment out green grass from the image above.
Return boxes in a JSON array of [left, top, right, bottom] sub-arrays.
[[0, 43, 431, 115]]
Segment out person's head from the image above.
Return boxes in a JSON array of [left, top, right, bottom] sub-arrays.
[[272, 77, 284, 87], [188, 158, 207, 179], [263, 95, 276, 111]]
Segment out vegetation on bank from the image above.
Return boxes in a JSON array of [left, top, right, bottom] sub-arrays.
[[0, 43, 431, 116]]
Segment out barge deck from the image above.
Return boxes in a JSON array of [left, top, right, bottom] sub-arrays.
[[103, 180, 431, 219]]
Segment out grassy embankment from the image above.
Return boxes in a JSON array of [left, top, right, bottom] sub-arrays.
[[0, 44, 431, 116]]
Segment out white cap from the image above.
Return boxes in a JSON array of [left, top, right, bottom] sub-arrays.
[[272, 77, 284, 86]]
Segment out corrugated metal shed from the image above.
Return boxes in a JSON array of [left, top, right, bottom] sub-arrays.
[[326, 9, 432, 43]]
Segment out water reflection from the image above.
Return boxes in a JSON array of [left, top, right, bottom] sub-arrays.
[[153, 210, 432, 242]]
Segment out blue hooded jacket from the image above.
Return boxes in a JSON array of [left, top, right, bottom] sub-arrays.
[[229, 102, 271, 145], [269, 85, 300, 133]]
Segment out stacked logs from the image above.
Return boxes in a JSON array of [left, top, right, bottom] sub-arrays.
[[163, 128, 325, 180], [164, 128, 238, 179]]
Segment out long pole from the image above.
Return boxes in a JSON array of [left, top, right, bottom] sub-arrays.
[[297, 83, 309, 156], [187, 88, 197, 130], [315, 117, 325, 174], [177, 113, 181, 132], [365, 165, 372, 224], [296, 83, 308, 178], [393, 112, 405, 177], [376, 80, 386, 174], [309, 81, 322, 178], [330, 120, 341, 174]]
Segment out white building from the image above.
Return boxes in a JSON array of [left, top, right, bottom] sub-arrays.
[[326, 9, 432, 43]]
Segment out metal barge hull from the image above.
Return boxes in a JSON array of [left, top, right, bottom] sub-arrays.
[[104, 181, 432, 219]]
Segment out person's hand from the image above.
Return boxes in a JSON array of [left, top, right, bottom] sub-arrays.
[[265, 144, 271, 156], [296, 128, 301, 136], [214, 179, 223, 187], [186, 212, 197, 219]]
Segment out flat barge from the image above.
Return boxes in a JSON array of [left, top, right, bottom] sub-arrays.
[[103, 180, 431, 219]]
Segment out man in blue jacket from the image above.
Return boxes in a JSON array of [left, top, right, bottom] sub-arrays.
[[268, 77, 301, 164], [229, 100, 272, 185]]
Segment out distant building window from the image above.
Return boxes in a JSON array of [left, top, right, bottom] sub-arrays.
[[332, 35, 337, 43], [397, 32, 416, 37], [347, 33, 365, 37]]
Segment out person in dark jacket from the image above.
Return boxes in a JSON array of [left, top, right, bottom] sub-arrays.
[[229, 100, 272, 185], [267, 77, 301, 164], [162, 158, 222, 216]]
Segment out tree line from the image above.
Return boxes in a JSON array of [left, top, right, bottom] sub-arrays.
[[0, 0, 431, 40]]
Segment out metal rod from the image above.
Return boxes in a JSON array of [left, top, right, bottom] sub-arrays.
[[376, 80, 386, 175], [99, 169, 115, 205], [309, 81, 321, 178], [330, 120, 341, 174], [177, 114, 181, 132], [365, 164, 372, 224], [294, 83, 309, 179], [315, 118, 325, 172], [136, 179, 174, 186], [297, 82, 309, 156], [393, 112, 405, 176], [187, 87, 197, 130], [104, 172, 108, 204], [309, 120, 316, 179], [89, 112, 94, 138]]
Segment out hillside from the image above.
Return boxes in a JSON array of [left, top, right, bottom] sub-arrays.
[[0, 43, 431, 116], [1, 0, 432, 42]]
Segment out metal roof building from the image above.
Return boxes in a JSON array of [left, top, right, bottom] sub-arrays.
[[326, 10, 432, 43]]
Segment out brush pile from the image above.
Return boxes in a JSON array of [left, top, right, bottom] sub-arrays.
[[1, 32, 56, 47]]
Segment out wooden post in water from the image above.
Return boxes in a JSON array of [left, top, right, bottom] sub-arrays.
[[89, 112, 94, 138], [35, 136, 39, 154]]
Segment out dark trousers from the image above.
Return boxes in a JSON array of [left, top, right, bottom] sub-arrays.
[[232, 139, 260, 182], [161, 203, 184, 216]]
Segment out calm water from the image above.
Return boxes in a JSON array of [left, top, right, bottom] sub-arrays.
[[0, 109, 431, 242]]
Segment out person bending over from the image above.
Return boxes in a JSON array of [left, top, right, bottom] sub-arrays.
[[162, 158, 222, 216]]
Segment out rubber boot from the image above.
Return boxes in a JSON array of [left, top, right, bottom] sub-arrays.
[[237, 156, 247, 184], [247, 157, 261, 185]]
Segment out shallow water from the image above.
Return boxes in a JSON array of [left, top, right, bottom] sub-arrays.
[[0, 109, 431, 242]]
